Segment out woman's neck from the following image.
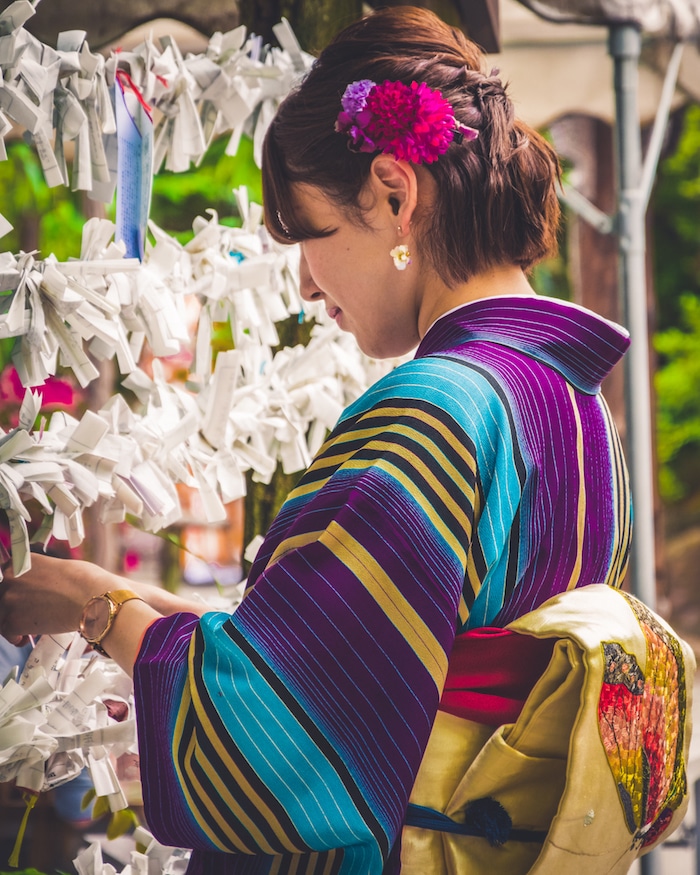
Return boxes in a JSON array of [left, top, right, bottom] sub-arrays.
[[418, 264, 535, 341]]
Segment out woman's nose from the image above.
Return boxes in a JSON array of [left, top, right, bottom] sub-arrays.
[[299, 250, 323, 302]]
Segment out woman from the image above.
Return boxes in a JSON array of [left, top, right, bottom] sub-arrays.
[[1, 7, 690, 875]]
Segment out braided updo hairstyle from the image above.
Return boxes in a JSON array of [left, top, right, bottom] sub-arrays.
[[262, 6, 561, 287]]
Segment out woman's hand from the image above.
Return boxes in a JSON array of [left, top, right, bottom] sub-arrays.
[[0, 554, 110, 643], [0, 553, 211, 656]]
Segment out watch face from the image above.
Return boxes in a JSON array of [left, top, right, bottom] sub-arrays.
[[81, 597, 111, 641]]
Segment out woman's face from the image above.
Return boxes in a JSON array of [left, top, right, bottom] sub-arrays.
[[293, 183, 423, 359]]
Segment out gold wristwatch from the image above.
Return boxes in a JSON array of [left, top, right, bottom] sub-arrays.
[[79, 589, 143, 656]]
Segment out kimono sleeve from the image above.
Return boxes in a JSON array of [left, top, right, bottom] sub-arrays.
[[133, 395, 481, 872]]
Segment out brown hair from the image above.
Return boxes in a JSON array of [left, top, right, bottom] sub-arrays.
[[262, 6, 561, 286]]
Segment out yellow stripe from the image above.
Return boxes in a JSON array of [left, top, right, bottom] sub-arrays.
[[184, 734, 257, 852], [288, 407, 477, 502], [322, 850, 338, 875], [320, 521, 448, 690], [599, 398, 621, 581], [600, 397, 632, 585], [462, 485, 484, 613], [288, 449, 362, 500], [457, 595, 471, 628], [606, 397, 630, 583], [268, 530, 324, 569], [565, 384, 587, 590], [283, 418, 477, 577], [361, 407, 477, 468], [172, 681, 239, 850], [188, 694, 304, 852], [343, 447, 473, 564], [178, 638, 305, 854], [291, 440, 474, 569]]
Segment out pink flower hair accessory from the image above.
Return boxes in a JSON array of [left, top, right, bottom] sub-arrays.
[[335, 79, 478, 164]]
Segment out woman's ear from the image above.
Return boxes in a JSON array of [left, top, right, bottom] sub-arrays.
[[369, 155, 418, 234]]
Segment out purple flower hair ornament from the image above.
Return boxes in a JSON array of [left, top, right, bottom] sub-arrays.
[[335, 78, 478, 164]]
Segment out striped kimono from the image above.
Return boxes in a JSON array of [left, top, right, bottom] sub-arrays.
[[134, 295, 632, 875]]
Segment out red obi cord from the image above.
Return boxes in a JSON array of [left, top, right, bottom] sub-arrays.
[[439, 628, 556, 725]]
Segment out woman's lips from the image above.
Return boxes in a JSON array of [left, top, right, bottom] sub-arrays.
[[328, 307, 341, 321]]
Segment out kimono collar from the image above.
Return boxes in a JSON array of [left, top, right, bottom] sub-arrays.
[[416, 296, 630, 395]]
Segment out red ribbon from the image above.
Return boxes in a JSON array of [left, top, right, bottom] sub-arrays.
[[115, 68, 153, 121]]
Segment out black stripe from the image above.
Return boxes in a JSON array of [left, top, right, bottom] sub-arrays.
[[190, 623, 390, 861], [301, 398, 478, 486], [348, 441, 476, 548], [175, 688, 278, 852], [181, 628, 310, 854], [433, 355, 527, 608], [224, 623, 390, 860], [292, 399, 479, 560]]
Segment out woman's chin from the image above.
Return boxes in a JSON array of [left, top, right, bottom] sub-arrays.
[[355, 336, 416, 360]]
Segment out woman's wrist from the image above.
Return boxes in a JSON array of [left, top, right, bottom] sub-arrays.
[[109, 579, 210, 617]]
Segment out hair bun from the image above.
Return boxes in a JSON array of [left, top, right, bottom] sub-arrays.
[[469, 69, 508, 108]]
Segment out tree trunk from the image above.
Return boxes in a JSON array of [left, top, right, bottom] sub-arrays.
[[237, 0, 363, 52], [550, 115, 624, 435]]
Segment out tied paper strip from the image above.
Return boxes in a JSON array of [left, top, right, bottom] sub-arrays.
[[0, 633, 137, 797], [0, 5, 314, 196], [115, 71, 154, 261], [0, 203, 406, 572], [75, 829, 192, 875]]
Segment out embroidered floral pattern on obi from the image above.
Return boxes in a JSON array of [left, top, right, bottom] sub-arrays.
[[598, 593, 688, 849]]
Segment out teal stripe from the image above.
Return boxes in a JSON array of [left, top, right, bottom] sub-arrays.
[[197, 613, 384, 867], [343, 358, 524, 624]]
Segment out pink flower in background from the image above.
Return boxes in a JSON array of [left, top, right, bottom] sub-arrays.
[[0, 365, 79, 427]]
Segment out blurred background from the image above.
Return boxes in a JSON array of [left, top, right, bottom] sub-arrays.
[[1, 0, 700, 871]]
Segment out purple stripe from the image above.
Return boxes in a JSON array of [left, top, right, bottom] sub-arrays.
[[418, 296, 629, 394], [134, 613, 214, 851]]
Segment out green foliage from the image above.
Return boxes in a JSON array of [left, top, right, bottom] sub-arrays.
[[1, 132, 261, 257], [150, 135, 262, 241], [106, 806, 140, 840], [652, 105, 700, 502], [653, 105, 700, 332], [655, 295, 700, 499], [529, 250, 570, 300], [83, 791, 140, 839], [0, 141, 86, 261]]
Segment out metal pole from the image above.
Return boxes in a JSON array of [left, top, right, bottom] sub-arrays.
[[610, 24, 657, 610], [609, 22, 660, 875]]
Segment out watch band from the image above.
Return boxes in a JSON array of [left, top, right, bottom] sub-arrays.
[[79, 589, 143, 657]]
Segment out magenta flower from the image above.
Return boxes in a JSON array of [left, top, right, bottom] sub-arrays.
[[365, 81, 456, 163], [335, 78, 475, 164]]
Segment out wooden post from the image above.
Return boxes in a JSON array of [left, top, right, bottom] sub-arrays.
[[550, 115, 625, 437]]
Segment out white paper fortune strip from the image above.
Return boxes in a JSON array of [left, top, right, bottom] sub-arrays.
[[0, 11, 411, 868], [0, 205, 403, 572], [0, 632, 137, 796]]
